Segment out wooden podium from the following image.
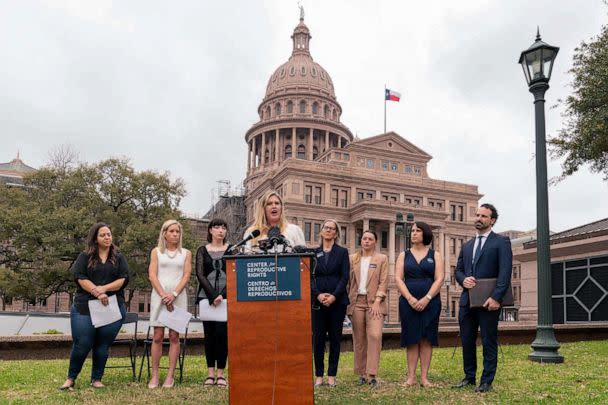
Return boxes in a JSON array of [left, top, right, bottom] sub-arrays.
[[225, 253, 314, 405]]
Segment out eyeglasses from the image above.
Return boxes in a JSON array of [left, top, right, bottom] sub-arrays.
[[322, 226, 337, 231]]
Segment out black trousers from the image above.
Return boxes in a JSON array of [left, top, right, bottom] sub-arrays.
[[459, 305, 500, 385], [202, 321, 228, 369], [312, 303, 346, 377]]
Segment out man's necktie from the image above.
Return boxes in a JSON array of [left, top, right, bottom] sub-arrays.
[[472, 235, 484, 274]]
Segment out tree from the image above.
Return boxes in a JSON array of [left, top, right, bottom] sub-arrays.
[[0, 158, 188, 310], [550, 14, 608, 180]]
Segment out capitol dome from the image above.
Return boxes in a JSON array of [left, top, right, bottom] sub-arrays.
[[264, 20, 336, 100], [245, 12, 353, 181]]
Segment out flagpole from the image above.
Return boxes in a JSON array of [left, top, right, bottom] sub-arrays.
[[384, 84, 386, 134]]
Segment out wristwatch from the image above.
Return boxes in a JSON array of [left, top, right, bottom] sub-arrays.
[[172, 291, 179, 298]]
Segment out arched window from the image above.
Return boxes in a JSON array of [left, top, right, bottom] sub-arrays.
[[299, 100, 306, 114], [285, 145, 292, 159], [324, 105, 330, 118], [287, 100, 293, 113], [275, 103, 282, 116], [313, 146, 319, 160], [312, 102, 319, 115], [297, 144, 306, 159], [332, 109, 337, 121], [266, 106, 271, 119]]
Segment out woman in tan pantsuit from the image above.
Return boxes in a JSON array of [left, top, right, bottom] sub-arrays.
[[346, 230, 388, 386]]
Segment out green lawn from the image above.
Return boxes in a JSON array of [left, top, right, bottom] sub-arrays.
[[1, 340, 607, 404]]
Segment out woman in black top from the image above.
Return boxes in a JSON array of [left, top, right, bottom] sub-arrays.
[[196, 218, 232, 387], [311, 219, 350, 387], [60, 223, 129, 390]]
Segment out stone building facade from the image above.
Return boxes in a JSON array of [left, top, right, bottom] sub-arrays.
[[242, 15, 483, 323], [514, 218, 608, 324]]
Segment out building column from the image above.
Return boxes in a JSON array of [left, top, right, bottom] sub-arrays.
[[291, 127, 296, 159], [307, 128, 313, 160], [261, 132, 266, 165], [363, 218, 370, 231], [348, 224, 357, 253], [325, 183, 331, 205], [338, 136, 343, 148], [274, 129, 280, 163], [247, 140, 252, 172], [325, 130, 329, 152], [351, 186, 357, 204], [442, 231, 450, 283], [389, 221, 396, 278]]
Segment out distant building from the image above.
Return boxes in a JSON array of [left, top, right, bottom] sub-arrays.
[[514, 218, 608, 323], [0, 152, 36, 186]]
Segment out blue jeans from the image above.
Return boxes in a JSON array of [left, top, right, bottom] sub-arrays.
[[67, 304, 126, 381]]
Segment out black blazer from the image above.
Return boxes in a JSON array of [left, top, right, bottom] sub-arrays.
[[311, 244, 350, 306], [455, 231, 512, 307]]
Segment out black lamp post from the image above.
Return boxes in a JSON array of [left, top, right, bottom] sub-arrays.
[[518, 28, 564, 363], [395, 212, 414, 250]]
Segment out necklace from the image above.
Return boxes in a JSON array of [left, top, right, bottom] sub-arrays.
[[166, 248, 178, 259]]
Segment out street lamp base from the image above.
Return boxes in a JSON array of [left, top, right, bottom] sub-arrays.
[[529, 325, 564, 363]]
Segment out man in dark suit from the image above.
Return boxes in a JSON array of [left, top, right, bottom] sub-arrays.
[[453, 203, 512, 393]]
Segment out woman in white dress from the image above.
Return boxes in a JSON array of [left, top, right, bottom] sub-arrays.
[[147, 219, 192, 388]]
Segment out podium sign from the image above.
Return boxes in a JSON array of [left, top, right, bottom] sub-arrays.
[[235, 256, 301, 301], [226, 254, 313, 405]]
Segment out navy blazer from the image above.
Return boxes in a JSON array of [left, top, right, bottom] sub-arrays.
[[455, 231, 512, 307], [311, 244, 350, 306]]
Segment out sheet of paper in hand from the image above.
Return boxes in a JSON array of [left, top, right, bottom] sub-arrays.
[[158, 305, 192, 334], [198, 299, 228, 322], [88, 294, 122, 328]]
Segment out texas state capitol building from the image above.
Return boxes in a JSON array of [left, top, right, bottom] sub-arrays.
[[243, 15, 482, 323]]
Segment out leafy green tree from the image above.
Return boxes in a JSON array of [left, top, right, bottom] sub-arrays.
[[550, 14, 608, 180], [0, 158, 187, 310]]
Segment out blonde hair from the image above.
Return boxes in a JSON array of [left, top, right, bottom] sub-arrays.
[[157, 219, 183, 253], [321, 219, 341, 242], [247, 190, 288, 243]]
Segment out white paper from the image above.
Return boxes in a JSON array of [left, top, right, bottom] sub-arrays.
[[158, 305, 192, 334], [198, 299, 227, 322], [88, 295, 122, 328]]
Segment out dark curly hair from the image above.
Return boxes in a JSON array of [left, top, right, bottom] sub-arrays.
[[85, 222, 118, 268]]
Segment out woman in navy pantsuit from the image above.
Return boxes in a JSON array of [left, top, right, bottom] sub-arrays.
[[311, 219, 350, 387]]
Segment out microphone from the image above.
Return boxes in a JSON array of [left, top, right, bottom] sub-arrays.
[[228, 229, 261, 254], [259, 226, 289, 252]]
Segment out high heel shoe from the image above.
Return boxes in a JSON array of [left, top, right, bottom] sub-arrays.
[[59, 380, 74, 391], [162, 378, 174, 388]]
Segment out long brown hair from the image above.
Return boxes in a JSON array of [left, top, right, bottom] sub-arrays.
[[85, 222, 118, 268]]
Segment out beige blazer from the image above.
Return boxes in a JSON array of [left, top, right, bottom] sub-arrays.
[[346, 252, 389, 316]]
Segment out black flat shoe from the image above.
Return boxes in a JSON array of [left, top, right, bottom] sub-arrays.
[[357, 376, 367, 385], [475, 382, 492, 393], [369, 378, 378, 386], [452, 378, 475, 388]]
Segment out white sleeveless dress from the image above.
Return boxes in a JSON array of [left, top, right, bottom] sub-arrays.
[[149, 248, 189, 327]]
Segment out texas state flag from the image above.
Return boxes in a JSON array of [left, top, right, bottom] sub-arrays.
[[385, 89, 401, 102]]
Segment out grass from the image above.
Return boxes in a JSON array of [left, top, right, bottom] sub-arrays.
[[1, 340, 607, 404]]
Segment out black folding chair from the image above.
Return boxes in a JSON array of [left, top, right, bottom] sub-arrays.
[[138, 324, 189, 384], [106, 312, 139, 381]]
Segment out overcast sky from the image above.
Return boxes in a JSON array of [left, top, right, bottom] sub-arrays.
[[1, 0, 607, 233]]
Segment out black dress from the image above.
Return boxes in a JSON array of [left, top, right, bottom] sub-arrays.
[[399, 249, 441, 347]]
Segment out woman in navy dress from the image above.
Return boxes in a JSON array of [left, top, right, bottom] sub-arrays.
[[395, 221, 444, 387]]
